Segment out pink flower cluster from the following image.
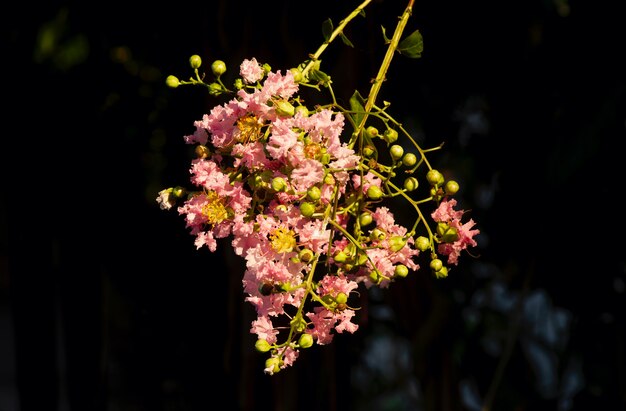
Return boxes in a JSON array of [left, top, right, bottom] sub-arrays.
[[157, 57, 480, 374]]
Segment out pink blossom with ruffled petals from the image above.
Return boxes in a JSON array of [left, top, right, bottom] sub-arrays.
[[240, 58, 264, 84], [251, 316, 279, 344]]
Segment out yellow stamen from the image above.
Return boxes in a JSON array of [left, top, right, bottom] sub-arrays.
[[270, 227, 297, 253]]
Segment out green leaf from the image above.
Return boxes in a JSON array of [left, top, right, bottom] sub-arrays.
[[322, 19, 333, 42], [340, 33, 354, 48], [309, 68, 331, 87], [349, 90, 366, 126], [397, 29, 423, 58], [381, 25, 391, 44]]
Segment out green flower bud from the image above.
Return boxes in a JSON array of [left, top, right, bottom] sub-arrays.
[[298, 333, 314, 349], [300, 202, 316, 217], [435, 266, 449, 279], [262, 63, 272, 74], [370, 228, 386, 242], [365, 126, 379, 139], [430, 258, 443, 272], [165, 75, 180, 88], [295, 105, 309, 117], [426, 169, 444, 186], [402, 153, 417, 167], [307, 186, 321, 201], [255, 339, 271, 352], [369, 270, 381, 283], [403, 177, 419, 191], [415, 236, 430, 251], [298, 248, 314, 263], [389, 144, 404, 161], [436, 222, 450, 237], [358, 212, 373, 227], [335, 292, 348, 305], [271, 177, 286, 192], [234, 78, 243, 90], [274, 99, 295, 117], [265, 357, 281, 374], [383, 128, 398, 144], [394, 264, 409, 278], [208, 82, 223, 96], [195, 145, 210, 159], [389, 236, 406, 252], [366, 185, 384, 200], [355, 252, 369, 266], [211, 59, 226, 76], [172, 186, 186, 198], [333, 250, 348, 263], [441, 226, 459, 243], [445, 180, 460, 195], [189, 55, 202, 69], [363, 145, 376, 158], [290, 68, 304, 83]]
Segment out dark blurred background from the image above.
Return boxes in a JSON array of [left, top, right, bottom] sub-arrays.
[[2, 0, 625, 410]]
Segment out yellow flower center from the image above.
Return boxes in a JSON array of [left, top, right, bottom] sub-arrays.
[[270, 227, 297, 253], [235, 114, 263, 143], [201, 190, 230, 225]]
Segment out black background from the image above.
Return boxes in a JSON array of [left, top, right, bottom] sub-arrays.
[[2, 0, 625, 410]]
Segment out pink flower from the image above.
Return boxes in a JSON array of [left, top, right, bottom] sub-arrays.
[[240, 58, 264, 84], [251, 316, 279, 344]]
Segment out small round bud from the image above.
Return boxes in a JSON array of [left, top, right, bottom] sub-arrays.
[[370, 228, 386, 242], [369, 270, 381, 283], [172, 186, 186, 198], [307, 186, 321, 201], [415, 236, 430, 251], [195, 145, 210, 159], [430, 258, 443, 272], [389, 236, 406, 252], [234, 78, 243, 90], [383, 128, 398, 144], [363, 145, 376, 158], [300, 202, 316, 217], [365, 126, 379, 139], [271, 177, 286, 192], [290, 68, 304, 83], [358, 212, 373, 227], [394, 264, 409, 278], [189, 55, 202, 69], [333, 251, 348, 263], [265, 357, 281, 374], [435, 266, 449, 279], [442, 226, 459, 243], [389, 144, 404, 161], [403, 177, 419, 191], [426, 169, 444, 186], [274, 99, 295, 117], [208, 82, 223, 96], [335, 292, 348, 305], [165, 75, 180, 88], [298, 333, 314, 349], [211, 60, 226, 76], [255, 339, 271, 352], [402, 153, 417, 167], [366, 185, 384, 200], [295, 105, 309, 117], [298, 248, 314, 263], [445, 180, 460, 195]]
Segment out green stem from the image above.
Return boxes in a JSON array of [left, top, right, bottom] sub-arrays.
[[350, 1, 415, 148], [301, 0, 374, 78]]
